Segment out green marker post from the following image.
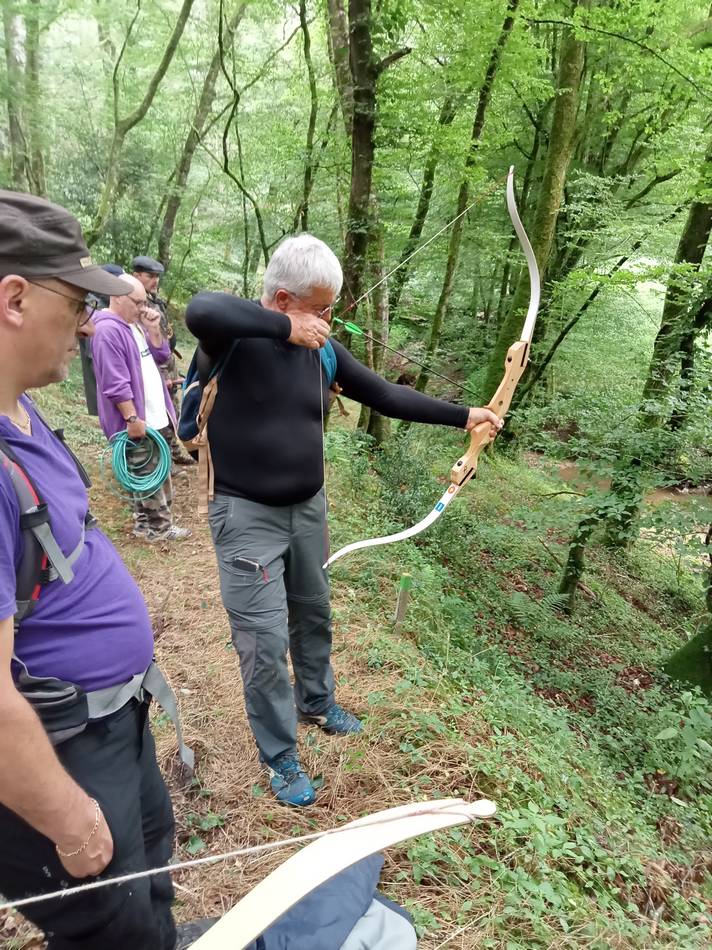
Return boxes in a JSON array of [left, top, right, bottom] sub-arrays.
[[394, 572, 413, 636]]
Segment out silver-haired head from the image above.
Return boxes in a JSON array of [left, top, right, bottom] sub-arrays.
[[263, 234, 343, 301]]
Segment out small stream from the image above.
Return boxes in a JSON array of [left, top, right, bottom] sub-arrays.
[[527, 453, 712, 513]]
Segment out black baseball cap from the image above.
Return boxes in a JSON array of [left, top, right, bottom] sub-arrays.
[[101, 263, 124, 277], [0, 190, 131, 297], [131, 255, 164, 275]]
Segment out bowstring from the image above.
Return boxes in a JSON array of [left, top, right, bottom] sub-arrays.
[[334, 172, 509, 395], [320, 348, 327, 523], [0, 804, 484, 913], [322, 173, 508, 539]]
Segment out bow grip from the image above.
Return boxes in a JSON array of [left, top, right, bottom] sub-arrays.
[[451, 420, 492, 485], [450, 340, 531, 487]]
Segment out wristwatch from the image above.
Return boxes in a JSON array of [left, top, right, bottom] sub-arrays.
[[125, 414, 138, 424]]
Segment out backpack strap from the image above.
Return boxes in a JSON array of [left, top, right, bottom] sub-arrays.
[[0, 426, 93, 629], [0, 441, 48, 627], [184, 342, 239, 517], [320, 340, 337, 386]]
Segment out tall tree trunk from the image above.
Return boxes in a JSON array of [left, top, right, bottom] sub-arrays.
[[482, 23, 585, 400], [340, 1, 409, 327], [157, 2, 248, 267], [24, 0, 45, 196], [297, 0, 318, 231], [326, 0, 353, 136], [639, 191, 712, 429], [669, 294, 712, 431], [664, 524, 712, 696], [414, 0, 520, 394], [3, 3, 27, 190], [604, 181, 712, 546], [388, 93, 459, 319], [86, 0, 197, 246], [340, 0, 378, 319]]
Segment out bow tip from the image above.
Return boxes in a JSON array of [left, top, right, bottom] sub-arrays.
[[470, 799, 497, 818]]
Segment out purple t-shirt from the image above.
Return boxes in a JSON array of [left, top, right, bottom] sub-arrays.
[[0, 396, 154, 692]]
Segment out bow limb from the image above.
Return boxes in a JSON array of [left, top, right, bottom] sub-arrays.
[[324, 482, 462, 568], [191, 798, 497, 950]]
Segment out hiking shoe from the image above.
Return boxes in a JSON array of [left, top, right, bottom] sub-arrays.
[[131, 525, 150, 539], [298, 703, 363, 735], [175, 917, 219, 949], [266, 754, 316, 806], [146, 525, 192, 542]]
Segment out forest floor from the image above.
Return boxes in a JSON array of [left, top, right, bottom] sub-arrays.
[[1, 364, 710, 949]]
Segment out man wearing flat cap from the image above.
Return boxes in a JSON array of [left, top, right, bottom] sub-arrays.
[[0, 192, 207, 948], [131, 256, 193, 467]]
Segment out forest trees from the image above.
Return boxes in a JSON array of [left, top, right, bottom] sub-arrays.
[[1, 0, 710, 689]]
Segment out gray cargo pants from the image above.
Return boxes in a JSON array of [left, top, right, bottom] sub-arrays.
[[208, 489, 335, 764]]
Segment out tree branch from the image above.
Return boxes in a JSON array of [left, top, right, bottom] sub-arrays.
[[525, 16, 712, 103], [624, 168, 682, 209], [121, 0, 196, 132], [112, 0, 141, 127], [376, 46, 411, 76]]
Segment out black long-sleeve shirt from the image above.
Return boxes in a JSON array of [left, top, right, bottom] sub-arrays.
[[185, 292, 469, 506]]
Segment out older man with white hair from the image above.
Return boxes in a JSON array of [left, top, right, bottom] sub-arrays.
[[186, 235, 500, 807]]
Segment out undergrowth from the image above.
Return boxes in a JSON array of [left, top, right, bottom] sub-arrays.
[[326, 424, 711, 947]]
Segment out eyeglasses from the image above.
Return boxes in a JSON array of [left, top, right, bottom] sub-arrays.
[[128, 295, 148, 310], [316, 295, 340, 319], [27, 280, 97, 326]]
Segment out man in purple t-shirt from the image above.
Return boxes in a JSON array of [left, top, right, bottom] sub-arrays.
[[0, 191, 206, 949]]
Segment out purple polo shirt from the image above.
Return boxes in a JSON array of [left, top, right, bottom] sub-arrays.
[[0, 396, 154, 692]]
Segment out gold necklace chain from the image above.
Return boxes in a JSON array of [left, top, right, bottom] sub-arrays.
[[8, 401, 32, 434]]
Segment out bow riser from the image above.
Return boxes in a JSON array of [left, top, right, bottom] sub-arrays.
[[450, 339, 530, 486]]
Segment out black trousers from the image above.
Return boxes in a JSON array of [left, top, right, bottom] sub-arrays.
[[0, 700, 176, 950]]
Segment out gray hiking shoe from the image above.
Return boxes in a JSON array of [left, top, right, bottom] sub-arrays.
[[298, 703, 363, 735], [146, 525, 192, 542]]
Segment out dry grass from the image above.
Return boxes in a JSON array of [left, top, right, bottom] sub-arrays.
[[130, 473, 501, 947]]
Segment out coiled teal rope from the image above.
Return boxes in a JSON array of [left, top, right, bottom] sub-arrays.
[[105, 428, 171, 496]]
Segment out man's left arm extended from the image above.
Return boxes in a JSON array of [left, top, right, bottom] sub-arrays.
[[331, 340, 499, 432]]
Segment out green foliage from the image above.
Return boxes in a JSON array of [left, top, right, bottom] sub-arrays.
[[326, 420, 711, 945], [3, 0, 712, 941]]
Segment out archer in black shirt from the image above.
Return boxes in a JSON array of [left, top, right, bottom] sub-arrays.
[[185, 234, 500, 808]]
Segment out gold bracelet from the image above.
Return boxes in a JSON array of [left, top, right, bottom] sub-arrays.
[[55, 798, 101, 858]]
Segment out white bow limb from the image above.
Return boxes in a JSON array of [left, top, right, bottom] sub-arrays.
[[191, 797, 497, 949]]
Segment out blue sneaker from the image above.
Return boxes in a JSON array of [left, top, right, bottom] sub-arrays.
[[266, 754, 316, 806], [298, 703, 363, 735]]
